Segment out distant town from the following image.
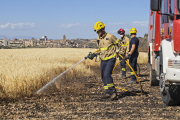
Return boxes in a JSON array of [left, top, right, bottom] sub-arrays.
[[0, 34, 148, 51], [0, 35, 98, 49]]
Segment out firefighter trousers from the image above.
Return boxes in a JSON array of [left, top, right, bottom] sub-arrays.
[[129, 54, 138, 80], [119, 55, 126, 76], [101, 58, 116, 94]]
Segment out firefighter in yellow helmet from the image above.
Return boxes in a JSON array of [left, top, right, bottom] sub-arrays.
[[126, 27, 139, 84], [87, 21, 125, 100]]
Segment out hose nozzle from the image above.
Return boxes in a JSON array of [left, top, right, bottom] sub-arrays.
[[84, 56, 88, 59]]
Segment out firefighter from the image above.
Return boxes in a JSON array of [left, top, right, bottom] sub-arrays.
[[161, 28, 164, 40], [87, 21, 125, 100], [126, 27, 139, 84], [117, 28, 129, 79]]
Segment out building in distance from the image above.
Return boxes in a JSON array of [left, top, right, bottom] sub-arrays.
[[39, 36, 48, 42], [63, 35, 66, 40]]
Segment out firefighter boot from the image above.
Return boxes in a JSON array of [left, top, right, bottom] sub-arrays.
[[110, 92, 117, 100], [120, 68, 126, 79], [102, 92, 111, 99]]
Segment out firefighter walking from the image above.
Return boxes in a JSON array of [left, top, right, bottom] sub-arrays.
[[117, 28, 129, 79], [126, 28, 139, 84], [87, 21, 125, 100]]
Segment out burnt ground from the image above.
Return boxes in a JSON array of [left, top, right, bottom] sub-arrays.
[[1, 64, 180, 119]]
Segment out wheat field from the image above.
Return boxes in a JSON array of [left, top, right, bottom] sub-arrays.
[[0, 48, 147, 98]]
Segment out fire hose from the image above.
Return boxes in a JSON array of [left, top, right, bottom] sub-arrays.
[[36, 50, 143, 95]]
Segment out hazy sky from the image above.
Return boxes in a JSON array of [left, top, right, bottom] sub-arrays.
[[0, 0, 150, 39]]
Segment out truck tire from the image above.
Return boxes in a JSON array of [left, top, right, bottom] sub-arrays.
[[149, 65, 158, 86], [160, 67, 180, 105], [161, 85, 180, 106]]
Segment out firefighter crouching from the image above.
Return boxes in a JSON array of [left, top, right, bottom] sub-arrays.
[[87, 21, 125, 100], [117, 28, 129, 79], [126, 27, 139, 84]]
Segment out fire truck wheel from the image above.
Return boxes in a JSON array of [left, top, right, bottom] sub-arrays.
[[160, 85, 180, 106], [149, 65, 158, 86], [160, 67, 180, 106]]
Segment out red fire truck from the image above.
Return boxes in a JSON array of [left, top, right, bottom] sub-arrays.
[[148, 0, 180, 105]]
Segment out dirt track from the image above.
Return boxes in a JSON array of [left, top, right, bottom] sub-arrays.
[[1, 64, 180, 119]]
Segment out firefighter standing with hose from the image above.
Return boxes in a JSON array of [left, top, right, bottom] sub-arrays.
[[87, 21, 126, 100], [117, 28, 129, 79], [126, 27, 139, 84]]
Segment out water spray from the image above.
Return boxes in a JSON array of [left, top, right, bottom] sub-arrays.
[[36, 58, 86, 95]]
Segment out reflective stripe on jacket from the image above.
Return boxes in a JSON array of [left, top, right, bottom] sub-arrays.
[[119, 36, 130, 54], [96, 33, 125, 61]]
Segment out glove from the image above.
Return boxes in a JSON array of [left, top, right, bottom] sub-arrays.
[[87, 52, 97, 60], [124, 54, 131, 60]]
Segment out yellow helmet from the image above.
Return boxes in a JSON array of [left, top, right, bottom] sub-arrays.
[[161, 28, 164, 33], [94, 21, 105, 32], [130, 27, 137, 34]]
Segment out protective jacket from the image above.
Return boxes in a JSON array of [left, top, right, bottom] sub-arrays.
[[120, 36, 130, 55], [96, 32, 125, 61]]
